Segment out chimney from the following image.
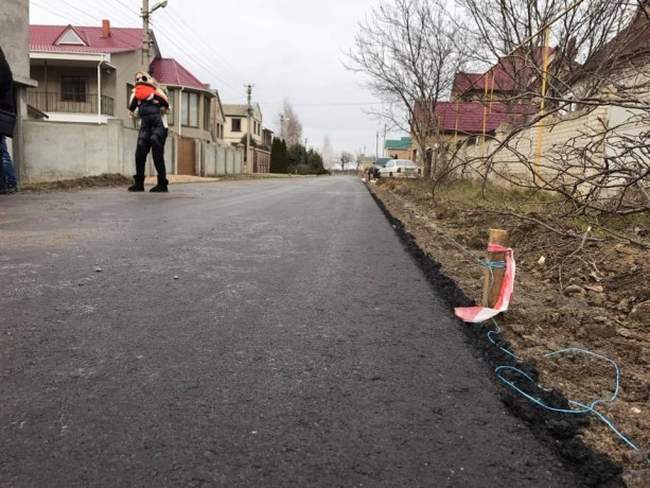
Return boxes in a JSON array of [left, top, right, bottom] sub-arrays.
[[102, 19, 111, 38]]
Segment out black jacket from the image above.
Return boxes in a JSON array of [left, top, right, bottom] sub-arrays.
[[128, 91, 169, 118], [0, 47, 15, 115]]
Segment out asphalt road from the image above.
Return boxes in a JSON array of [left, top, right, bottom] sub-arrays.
[[0, 177, 578, 487]]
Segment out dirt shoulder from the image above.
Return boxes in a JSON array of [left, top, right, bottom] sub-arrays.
[[369, 178, 649, 487], [19, 173, 313, 192]]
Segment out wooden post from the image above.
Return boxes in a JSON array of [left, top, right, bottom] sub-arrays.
[[533, 27, 552, 182], [482, 229, 509, 308]]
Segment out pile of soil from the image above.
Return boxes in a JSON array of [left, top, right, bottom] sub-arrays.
[[370, 178, 650, 487], [22, 174, 132, 192]]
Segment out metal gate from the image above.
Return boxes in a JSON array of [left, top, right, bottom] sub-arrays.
[[178, 137, 196, 176]]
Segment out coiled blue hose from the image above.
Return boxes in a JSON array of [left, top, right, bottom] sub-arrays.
[[486, 320, 640, 451]]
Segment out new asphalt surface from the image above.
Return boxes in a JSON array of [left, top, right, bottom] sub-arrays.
[[0, 177, 579, 487]]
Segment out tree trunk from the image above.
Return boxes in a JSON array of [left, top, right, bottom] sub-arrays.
[[418, 140, 431, 179], [424, 147, 433, 180]]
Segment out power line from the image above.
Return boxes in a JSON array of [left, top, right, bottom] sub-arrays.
[[150, 17, 240, 83], [221, 100, 390, 108], [32, 0, 147, 49], [293, 101, 389, 107], [110, 0, 140, 16], [103, 0, 246, 85], [31, 1, 76, 23], [84, 0, 139, 26], [32, 0, 240, 97], [149, 19, 241, 94], [58, 0, 108, 24], [162, 5, 243, 77]]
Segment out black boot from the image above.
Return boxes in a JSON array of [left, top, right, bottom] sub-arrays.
[[150, 176, 168, 193], [128, 175, 145, 192]]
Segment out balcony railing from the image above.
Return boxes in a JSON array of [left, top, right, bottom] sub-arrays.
[[27, 92, 115, 117]]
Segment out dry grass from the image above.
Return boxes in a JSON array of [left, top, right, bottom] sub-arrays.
[[372, 177, 650, 487]]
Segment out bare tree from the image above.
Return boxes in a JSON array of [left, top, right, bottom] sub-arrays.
[[454, 0, 650, 215], [347, 0, 471, 179], [340, 151, 354, 172], [282, 100, 304, 147]]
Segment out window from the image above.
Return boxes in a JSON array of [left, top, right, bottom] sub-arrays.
[[167, 90, 174, 126], [61, 77, 86, 102], [203, 98, 210, 130], [232, 118, 241, 132], [57, 28, 86, 46], [126, 83, 134, 104], [181, 91, 199, 127]]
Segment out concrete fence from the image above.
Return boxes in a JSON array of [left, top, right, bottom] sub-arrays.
[[21, 119, 244, 183], [197, 140, 244, 177], [452, 106, 613, 185]]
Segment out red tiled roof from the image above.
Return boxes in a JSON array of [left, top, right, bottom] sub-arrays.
[[453, 72, 485, 94], [453, 47, 556, 96], [416, 101, 536, 134], [30, 24, 144, 54], [579, 6, 650, 80], [149, 58, 209, 91]]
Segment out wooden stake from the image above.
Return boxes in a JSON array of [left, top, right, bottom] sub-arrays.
[[482, 229, 509, 308]]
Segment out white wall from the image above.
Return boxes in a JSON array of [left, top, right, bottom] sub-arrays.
[[23, 119, 243, 183]]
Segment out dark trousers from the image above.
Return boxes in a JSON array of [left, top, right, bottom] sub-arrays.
[[135, 115, 168, 179]]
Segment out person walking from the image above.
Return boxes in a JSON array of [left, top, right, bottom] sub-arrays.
[[0, 46, 18, 194], [127, 71, 170, 193]]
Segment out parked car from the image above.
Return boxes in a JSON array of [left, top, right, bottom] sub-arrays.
[[368, 157, 391, 179], [378, 159, 420, 178]]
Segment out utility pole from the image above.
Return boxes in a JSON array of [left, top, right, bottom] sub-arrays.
[[141, 0, 151, 69], [246, 84, 253, 173], [375, 131, 379, 160], [141, 0, 168, 71]]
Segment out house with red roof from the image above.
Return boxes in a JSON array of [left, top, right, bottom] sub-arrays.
[[399, 47, 550, 165], [452, 47, 556, 103], [409, 99, 536, 164], [149, 57, 218, 145], [28, 20, 218, 147], [29, 21, 155, 125]]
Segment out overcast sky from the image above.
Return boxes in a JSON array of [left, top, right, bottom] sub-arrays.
[[30, 0, 400, 157]]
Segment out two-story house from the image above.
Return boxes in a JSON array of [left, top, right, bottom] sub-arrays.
[[28, 20, 217, 147], [222, 103, 263, 147], [149, 57, 214, 143], [29, 21, 150, 125]]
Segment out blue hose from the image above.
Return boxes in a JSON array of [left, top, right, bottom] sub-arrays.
[[487, 322, 640, 451], [460, 238, 640, 451]]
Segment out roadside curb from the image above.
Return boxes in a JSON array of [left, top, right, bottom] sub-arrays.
[[365, 183, 624, 487]]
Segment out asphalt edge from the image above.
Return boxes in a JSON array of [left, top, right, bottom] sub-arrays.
[[365, 183, 624, 488]]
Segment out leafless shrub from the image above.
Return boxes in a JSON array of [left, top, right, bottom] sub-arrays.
[[454, 0, 650, 216], [346, 0, 472, 179]]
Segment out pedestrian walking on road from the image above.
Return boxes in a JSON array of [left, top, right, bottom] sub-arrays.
[[0, 46, 18, 195], [127, 71, 170, 193]]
